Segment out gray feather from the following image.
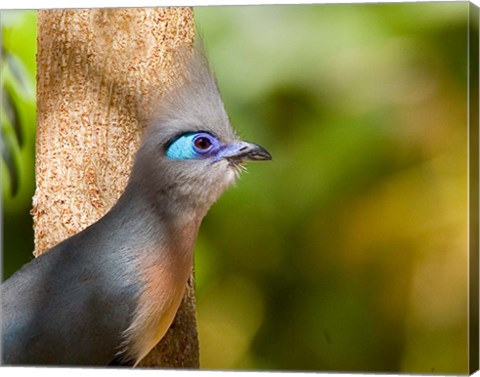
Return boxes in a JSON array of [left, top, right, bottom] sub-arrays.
[[1, 188, 156, 365]]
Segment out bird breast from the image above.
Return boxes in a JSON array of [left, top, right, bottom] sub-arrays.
[[120, 220, 199, 365]]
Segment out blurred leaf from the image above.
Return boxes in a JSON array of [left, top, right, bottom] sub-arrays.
[[1, 10, 37, 280], [1, 10, 37, 215]]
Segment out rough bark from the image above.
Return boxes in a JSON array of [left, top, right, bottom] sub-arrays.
[[33, 8, 199, 368]]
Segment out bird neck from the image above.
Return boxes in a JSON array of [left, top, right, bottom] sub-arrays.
[[108, 179, 200, 364], [108, 179, 203, 256]]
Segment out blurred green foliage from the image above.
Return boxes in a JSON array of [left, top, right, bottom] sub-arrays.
[[1, 10, 37, 279], [194, 3, 470, 374], [1, 4, 472, 374]]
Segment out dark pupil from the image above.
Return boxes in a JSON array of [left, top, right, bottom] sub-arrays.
[[194, 137, 211, 150]]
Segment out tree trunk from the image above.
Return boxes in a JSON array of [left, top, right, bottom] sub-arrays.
[[32, 8, 199, 368]]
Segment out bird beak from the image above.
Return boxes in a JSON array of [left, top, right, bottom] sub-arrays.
[[218, 141, 272, 163]]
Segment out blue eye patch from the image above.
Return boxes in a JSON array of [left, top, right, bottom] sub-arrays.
[[166, 132, 221, 160]]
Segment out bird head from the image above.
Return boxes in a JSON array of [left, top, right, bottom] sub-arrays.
[[130, 43, 271, 220]]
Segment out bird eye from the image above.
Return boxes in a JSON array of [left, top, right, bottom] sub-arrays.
[[193, 136, 212, 151], [166, 132, 220, 160]]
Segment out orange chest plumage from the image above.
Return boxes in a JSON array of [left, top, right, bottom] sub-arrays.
[[122, 221, 199, 365]]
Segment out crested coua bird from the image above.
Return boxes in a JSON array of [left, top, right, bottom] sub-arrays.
[[1, 45, 271, 367]]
